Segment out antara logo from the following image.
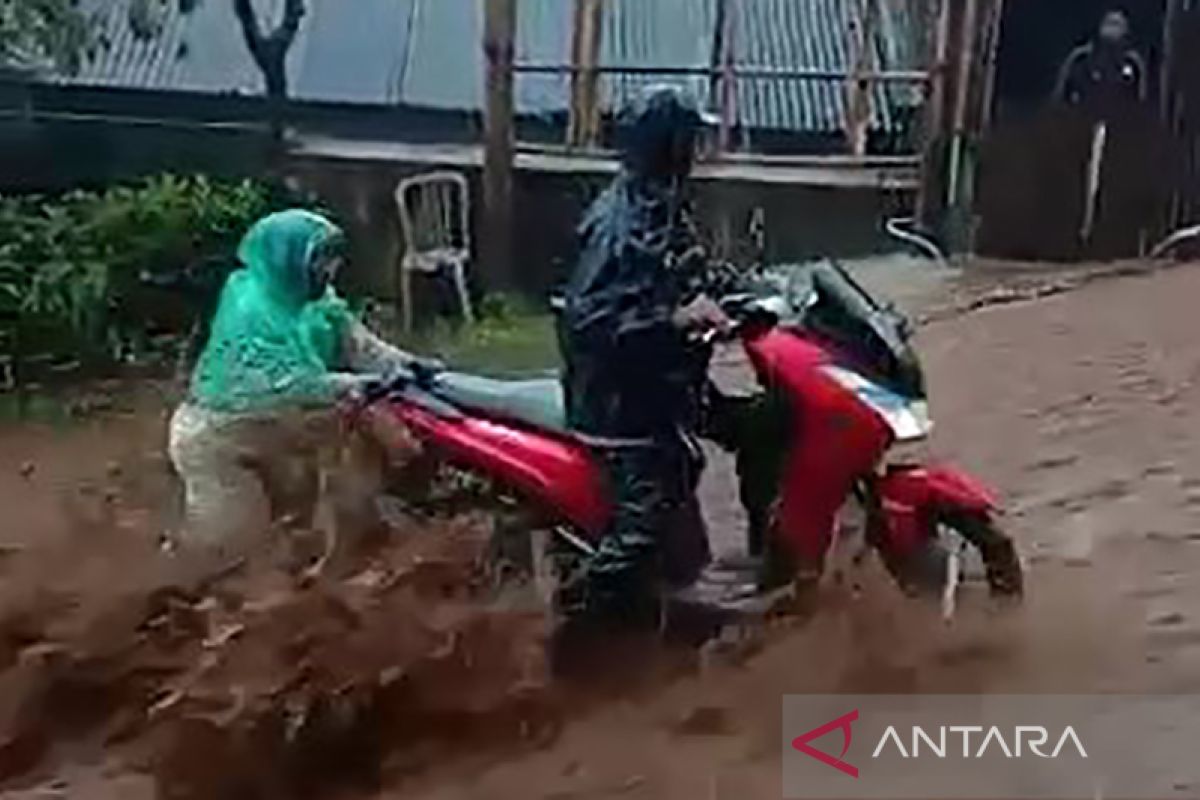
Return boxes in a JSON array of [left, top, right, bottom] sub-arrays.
[[872, 725, 1089, 759], [792, 710, 861, 778], [791, 711, 1089, 779]]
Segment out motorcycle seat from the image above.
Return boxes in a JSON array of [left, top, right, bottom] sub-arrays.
[[432, 372, 568, 434]]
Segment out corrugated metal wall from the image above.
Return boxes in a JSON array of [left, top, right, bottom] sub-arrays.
[[294, 0, 414, 104], [601, 0, 718, 111], [57, 0, 921, 139], [72, 0, 278, 95], [401, 0, 573, 116]]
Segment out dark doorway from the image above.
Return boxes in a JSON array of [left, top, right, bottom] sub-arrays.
[[976, 0, 1171, 261]]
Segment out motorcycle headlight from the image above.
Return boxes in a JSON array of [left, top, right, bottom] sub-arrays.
[[884, 399, 933, 443], [822, 365, 934, 443]]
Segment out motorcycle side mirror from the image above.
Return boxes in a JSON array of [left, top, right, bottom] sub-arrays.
[[748, 296, 789, 322], [717, 293, 756, 318], [878, 302, 914, 342]]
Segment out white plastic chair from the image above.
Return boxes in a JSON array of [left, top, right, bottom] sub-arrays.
[[394, 171, 475, 332]]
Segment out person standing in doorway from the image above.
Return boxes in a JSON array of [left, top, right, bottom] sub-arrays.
[[1054, 9, 1147, 114], [1053, 9, 1148, 250]]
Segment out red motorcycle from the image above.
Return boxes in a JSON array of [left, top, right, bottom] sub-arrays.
[[365, 260, 1022, 618]]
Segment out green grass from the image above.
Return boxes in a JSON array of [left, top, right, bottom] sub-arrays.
[[0, 392, 74, 425], [387, 294, 561, 377], [402, 313, 560, 376]]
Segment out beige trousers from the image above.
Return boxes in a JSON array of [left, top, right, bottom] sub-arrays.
[[167, 403, 340, 554], [168, 401, 420, 566]]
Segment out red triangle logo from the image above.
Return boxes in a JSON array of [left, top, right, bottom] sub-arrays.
[[791, 709, 860, 778]]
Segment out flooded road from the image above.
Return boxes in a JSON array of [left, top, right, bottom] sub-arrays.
[[397, 262, 1200, 799], [4, 260, 1200, 799]]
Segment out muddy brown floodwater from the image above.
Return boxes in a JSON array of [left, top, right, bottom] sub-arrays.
[[4, 261, 1200, 799]]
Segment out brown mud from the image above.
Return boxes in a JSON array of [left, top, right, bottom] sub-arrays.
[[4, 261, 1200, 798], [0, 402, 557, 798]]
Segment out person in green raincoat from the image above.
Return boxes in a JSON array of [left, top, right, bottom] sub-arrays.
[[168, 209, 414, 555]]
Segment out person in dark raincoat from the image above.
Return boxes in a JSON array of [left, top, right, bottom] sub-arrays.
[[1053, 9, 1148, 253], [1054, 9, 1147, 117], [558, 85, 731, 629]]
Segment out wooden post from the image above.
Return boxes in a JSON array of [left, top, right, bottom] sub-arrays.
[[915, 0, 952, 228], [717, 0, 738, 153], [943, 0, 981, 254], [977, 0, 1006, 133], [844, 0, 880, 156], [567, 0, 604, 148], [1161, 0, 1184, 230], [1162, 0, 1180, 124], [1161, 0, 1186, 234], [483, 0, 517, 290], [951, 0, 979, 143]]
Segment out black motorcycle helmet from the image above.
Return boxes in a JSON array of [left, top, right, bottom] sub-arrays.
[[616, 84, 716, 180]]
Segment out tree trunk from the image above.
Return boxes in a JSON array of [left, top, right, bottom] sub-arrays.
[[232, 0, 305, 146]]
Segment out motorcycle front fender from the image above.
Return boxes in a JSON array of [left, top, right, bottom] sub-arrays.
[[872, 464, 1000, 558], [881, 464, 998, 513]]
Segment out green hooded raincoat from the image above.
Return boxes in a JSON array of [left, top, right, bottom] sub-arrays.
[[190, 209, 355, 414]]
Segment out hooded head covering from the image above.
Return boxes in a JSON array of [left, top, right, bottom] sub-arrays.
[[1098, 9, 1130, 45], [190, 209, 354, 413], [238, 209, 345, 306], [616, 84, 712, 181]]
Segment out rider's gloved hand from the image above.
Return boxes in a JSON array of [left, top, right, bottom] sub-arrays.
[[672, 294, 733, 335], [407, 356, 444, 386], [331, 373, 386, 406], [673, 244, 708, 273]]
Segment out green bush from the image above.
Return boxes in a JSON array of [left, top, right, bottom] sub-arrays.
[[0, 174, 307, 378]]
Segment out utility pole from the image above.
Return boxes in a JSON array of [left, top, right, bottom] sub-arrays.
[[483, 0, 517, 290]]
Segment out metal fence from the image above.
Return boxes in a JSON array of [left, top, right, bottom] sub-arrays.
[[510, 0, 939, 158]]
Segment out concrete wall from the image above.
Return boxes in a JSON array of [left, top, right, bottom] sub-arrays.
[[0, 114, 272, 192], [284, 154, 907, 302], [0, 105, 906, 305]]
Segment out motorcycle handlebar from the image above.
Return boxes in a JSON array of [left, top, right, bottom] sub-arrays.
[[687, 293, 781, 347], [359, 355, 446, 403]]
